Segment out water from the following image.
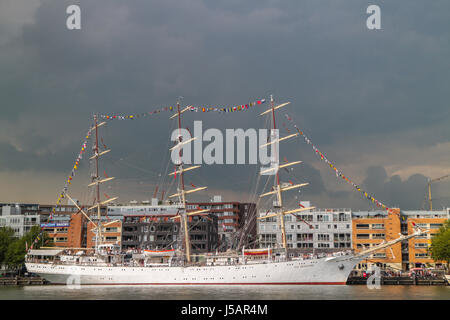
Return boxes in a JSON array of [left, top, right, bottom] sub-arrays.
[[0, 285, 449, 300]]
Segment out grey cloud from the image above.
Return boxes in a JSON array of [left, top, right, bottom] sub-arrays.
[[0, 1, 449, 208], [361, 166, 431, 210]]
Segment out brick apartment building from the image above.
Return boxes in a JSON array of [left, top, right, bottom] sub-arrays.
[[352, 209, 402, 271], [189, 196, 257, 250], [87, 219, 122, 248], [41, 212, 85, 248], [39, 203, 107, 248], [121, 213, 218, 254], [352, 208, 449, 271], [404, 209, 449, 270]]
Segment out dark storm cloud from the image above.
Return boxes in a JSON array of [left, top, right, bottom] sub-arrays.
[[361, 166, 429, 210], [0, 0, 449, 207]]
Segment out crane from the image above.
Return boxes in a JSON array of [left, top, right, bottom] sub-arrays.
[[427, 173, 450, 210]]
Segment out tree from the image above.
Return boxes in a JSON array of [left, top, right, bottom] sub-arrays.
[[429, 219, 450, 270], [23, 225, 48, 250], [4, 226, 51, 269], [5, 238, 27, 269], [0, 227, 15, 266]]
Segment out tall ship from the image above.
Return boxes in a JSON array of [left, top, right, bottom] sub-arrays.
[[25, 97, 429, 285]]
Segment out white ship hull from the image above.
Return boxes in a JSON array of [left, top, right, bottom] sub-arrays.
[[26, 254, 364, 285]]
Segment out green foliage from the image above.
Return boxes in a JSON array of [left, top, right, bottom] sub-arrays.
[[429, 219, 450, 266], [1, 225, 52, 269], [5, 238, 27, 268], [0, 227, 15, 265]]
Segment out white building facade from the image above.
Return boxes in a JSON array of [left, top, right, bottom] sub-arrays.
[[0, 203, 41, 237], [257, 202, 352, 253]]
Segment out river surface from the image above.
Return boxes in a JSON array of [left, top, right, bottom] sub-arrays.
[[0, 285, 449, 300]]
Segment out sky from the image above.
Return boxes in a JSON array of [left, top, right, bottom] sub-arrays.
[[1, 0, 450, 210]]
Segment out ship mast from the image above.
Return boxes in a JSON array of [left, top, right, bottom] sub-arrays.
[[168, 99, 208, 263], [88, 114, 118, 252], [258, 95, 315, 255]]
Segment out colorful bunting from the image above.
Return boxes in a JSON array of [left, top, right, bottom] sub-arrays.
[[50, 125, 94, 220], [186, 98, 265, 113], [29, 226, 45, 251], [99, 99, 266, 120], [284, 113, 391, 211]]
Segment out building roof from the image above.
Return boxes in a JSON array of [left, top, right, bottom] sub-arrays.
[[401, 210, 449, 217], [28, 249, 63, 256], [352, 210, 387, 217]]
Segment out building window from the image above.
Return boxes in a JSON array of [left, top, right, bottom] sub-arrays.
[[356, 234, 370, 239], [261, 234, 276, 242], [356, 224, 370, 229], [297, 242, 313, 248], [296, 215, 313, 222], [296, 233, 313, 241], [317, 234, 330, 241]]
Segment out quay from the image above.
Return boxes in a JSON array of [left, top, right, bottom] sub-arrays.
[[0, 276, 47, 286], [347, 276, 449, 286], [1, 276, 448, 286]]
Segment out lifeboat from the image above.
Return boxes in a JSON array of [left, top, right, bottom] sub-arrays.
[[243, 248, 272, 256], [143, 249, 175, 257]]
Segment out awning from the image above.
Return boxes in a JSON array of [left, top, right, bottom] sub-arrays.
[[28, 249, 63, 256]]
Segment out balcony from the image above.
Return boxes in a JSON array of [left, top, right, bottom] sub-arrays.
[[23, 222, 38, 226]]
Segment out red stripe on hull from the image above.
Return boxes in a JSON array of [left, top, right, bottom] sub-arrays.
[[48, 282, 347, 286]]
